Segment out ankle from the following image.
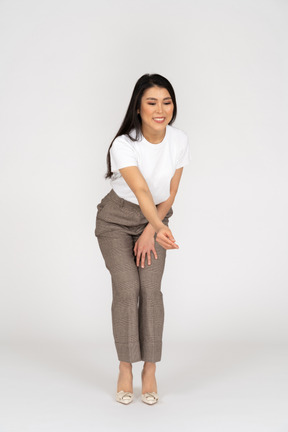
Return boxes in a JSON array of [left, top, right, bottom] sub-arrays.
[[143, 362, 156, 372], [119, 361, 132, 371]]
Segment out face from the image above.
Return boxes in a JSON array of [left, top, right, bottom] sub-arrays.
[[137, 86, 174, 135]]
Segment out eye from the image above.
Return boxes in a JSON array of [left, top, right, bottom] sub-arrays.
[[147, 102, 172, 105]]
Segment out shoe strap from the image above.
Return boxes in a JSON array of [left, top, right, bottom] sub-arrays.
[[144, 392, 158, 400], [118, 391, 133, 400]]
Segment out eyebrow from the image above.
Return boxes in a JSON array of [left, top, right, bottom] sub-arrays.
[[145, 97, 172, 100]]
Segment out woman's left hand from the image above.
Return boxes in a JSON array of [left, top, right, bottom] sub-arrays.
[[134, 230, 158, 268]]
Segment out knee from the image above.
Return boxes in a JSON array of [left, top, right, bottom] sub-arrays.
[[111, 272, 140, 301], [139, 283, 163, 300]]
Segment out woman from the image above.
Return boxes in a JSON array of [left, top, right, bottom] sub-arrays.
[[94, 73, 190, 405]]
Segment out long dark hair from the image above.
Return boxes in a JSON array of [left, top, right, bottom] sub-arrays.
[[105, 73, 177, 179]]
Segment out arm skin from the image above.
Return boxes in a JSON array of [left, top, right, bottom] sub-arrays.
[[143, 167, 184, 237], [119, 166, 180, 250], [133, 167, 184, 267]]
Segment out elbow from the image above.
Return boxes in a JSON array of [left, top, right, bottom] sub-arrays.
[[133, 186, 150, 200]]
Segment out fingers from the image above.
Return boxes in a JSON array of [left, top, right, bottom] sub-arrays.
[[142, 251, 148, 268], [134, 235, 158, 268], [136, 249, 158, 268], [137, 250, 150, 268], [136, 250, 141, 267], [152, 247, 158, 261], [158, 237, 178, 249], [167, 232, 176, 243], [163, 231, 178, 246], [157, 239, 179, 250], [158, 241, 178, 250], [156, 228, 179, 250]]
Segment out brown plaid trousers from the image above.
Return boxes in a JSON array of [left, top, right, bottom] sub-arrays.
[[94, 188, 173, 363]]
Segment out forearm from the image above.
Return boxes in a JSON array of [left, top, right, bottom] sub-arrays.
[[144, 195, 175, 236], [135, 189, 166, 233]]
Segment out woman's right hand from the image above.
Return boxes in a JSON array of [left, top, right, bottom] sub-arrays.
[[156, 226, 179, 250]]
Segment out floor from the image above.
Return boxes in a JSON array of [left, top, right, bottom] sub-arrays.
[[0, 340, 287, 432]]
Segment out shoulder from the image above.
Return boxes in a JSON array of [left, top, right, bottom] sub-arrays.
[[167, 125, 189, 153], [167, 124, 188, 142], [111, 133, 137, 153]]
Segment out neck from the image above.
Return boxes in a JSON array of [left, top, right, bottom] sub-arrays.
[[141, 125, 166, 144]]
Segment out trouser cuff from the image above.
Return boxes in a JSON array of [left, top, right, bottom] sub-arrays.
[[115, 341, 142, 363], [141, 341, 162, 363]]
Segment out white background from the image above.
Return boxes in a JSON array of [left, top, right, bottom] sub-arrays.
[[0, 1, 287, 430], [1, 0, 287, 345]]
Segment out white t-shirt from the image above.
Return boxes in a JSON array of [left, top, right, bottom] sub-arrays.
[[110, 124, 191, 205]]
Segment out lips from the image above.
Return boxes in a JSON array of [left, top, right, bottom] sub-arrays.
[[153, 117, 165, 123]]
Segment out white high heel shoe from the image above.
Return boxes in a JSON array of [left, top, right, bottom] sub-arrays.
[[141, 369, 159, 405], [141, 391, 159, 405], [116, 390, 134, 404], [116, 365, 133, 404]]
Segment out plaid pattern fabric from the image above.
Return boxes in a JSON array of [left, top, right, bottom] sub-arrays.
[[95, 189, 173, 363]]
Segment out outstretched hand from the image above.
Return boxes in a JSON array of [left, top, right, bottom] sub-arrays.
[[134, 225, 179, 268], [156, 226, 179, 250]]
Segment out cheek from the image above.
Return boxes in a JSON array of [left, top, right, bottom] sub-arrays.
[[166, 105, 174, 116], [142, 106, 154, 117]]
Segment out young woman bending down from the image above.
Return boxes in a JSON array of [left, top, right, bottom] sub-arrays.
[[94, 73, 190, 405]]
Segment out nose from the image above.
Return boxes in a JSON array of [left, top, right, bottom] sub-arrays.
[[156, 102, 163, 113]]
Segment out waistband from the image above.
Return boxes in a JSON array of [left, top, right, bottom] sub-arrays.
[[108, 188, 141, 211]]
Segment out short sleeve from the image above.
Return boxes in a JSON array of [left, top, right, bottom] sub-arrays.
[[176, 134, 191, 169], [110, 137, 138, 172]]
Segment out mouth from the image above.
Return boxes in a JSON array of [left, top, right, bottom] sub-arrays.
[[153, 117, 165, 123]]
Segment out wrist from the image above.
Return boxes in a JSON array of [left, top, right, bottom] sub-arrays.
[[155, 222, 166, 233], [144, 223, 156, 236]]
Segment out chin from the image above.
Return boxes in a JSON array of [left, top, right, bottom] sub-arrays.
[[151, 121, 167, 127]]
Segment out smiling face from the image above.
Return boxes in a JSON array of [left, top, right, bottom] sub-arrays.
[[137, 86, 174, 141]]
